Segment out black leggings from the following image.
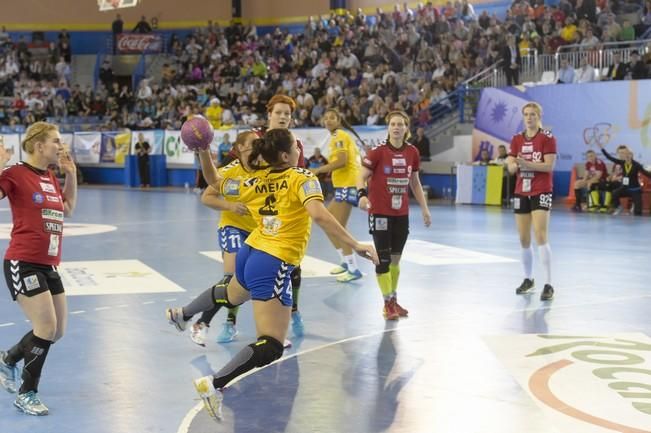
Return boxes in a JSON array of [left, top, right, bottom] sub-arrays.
[[369, 214, 409, 274], [612, 186, 642, 215]]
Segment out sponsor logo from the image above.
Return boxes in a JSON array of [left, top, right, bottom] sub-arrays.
[[44, 221, 63, 234], [522, 145, 534, 153], [24, 275, 40, 292], [302, 179, 322, 196], [116, 34, 163, 54], [388, 186, 408, 194], [386, 177, 410, 186], [392, 158, 406, 166], [383, 165, 392, 174], [223, 179, 240, 196], [39, 182, 56, 193], [486, 334, 651, 433], [32, 192, 44, 204], [393, 168, 406, 174], [374, 217, 388, 231], [39, 176, 50, 181], [42, 209, 64, 222], [46, 195, 60, 203]]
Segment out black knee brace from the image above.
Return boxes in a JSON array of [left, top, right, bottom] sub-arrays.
[[290, 266, 302, 289], [211, 281, 236, 308], [249, 335, 284, 367], [375, 249, 391, 274]]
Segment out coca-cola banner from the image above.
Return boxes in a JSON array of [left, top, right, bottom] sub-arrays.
[[116, 34, 162, 54]]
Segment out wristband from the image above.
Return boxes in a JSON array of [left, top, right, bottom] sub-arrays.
[[357, 188, 368, 200]]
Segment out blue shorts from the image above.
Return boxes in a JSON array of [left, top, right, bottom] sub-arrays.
[[334, 186, 358, 206], [235, 244, 294, 307], [218, 226, 250, 253]]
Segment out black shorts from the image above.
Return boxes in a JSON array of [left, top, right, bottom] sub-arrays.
[[368, 214, 410, 255], [513, 193, 553, 214], [4, 260, 65, 301]]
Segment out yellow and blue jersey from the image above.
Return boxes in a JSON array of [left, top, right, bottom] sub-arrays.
[[227, 167, 323, 265], [327, 129, 360, 188], [217, 160, 257, 233]]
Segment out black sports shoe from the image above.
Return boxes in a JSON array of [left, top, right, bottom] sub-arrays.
[[516, 278, 534, 295], [540, 284, 554, 301]]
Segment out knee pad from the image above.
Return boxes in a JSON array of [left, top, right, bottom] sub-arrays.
[[211, 282, 236, 308], [249, 335, 284, 367], [375, 249, 391, 274], [290, 266, 301, 289]]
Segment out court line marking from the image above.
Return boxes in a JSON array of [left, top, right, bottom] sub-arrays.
[[176, 324, 419, 433]]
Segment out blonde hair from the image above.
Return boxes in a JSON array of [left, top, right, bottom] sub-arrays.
[[22, 122, 59, 153], [521, 102, 543, 129], [385, 110, 412, 142]]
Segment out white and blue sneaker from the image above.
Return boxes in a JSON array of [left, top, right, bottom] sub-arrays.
[[216, 323, 238, 344], [193, 376, 223, 421], [329, 263, 348, 275], [0, 351, 18, 394], [291, 311, 304, 338], [336, 269, 363, 283], [14, 391, 48, 416]]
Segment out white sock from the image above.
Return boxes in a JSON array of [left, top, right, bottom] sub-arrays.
[[336, 248, 345, 265], [521, 246, 533, 280], [538, 244, 552, 285], [344, 254, 358, 272]]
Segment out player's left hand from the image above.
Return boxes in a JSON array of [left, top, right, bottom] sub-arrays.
[[422, 209, 431, 227]]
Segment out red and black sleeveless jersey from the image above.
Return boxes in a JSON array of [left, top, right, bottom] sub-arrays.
[[509, 129, 557, 196], [0, 163, 65, 265], [362, 141, 420, 216]]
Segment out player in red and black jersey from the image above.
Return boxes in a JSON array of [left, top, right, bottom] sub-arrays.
[[0, 122, 77, 416], [573, 150, 610, 212], [189, 95, 307, 346], [506, 102, 556, 301], [357, 111, 431, 320]]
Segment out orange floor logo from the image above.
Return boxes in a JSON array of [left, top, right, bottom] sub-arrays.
[[485, 334, 651, 433]]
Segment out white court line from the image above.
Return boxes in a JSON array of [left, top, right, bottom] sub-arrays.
[[142, 301, 156, 305], [70, 310, 85, 315], [164, 298, 177, 302], [0, 322, 15, 327], [94, 307, 111, 311], [116, 304, 130, 308], [177, 323, 421, 433]]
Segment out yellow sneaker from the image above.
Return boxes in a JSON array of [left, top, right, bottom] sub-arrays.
[[329, 263, 348, 275], [193, 376, 223, 421]]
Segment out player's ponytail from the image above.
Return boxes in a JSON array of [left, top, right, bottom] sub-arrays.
[[248, 129, 294, 169]]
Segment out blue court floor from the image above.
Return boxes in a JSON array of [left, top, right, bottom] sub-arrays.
[[0, 187, 650, 433]]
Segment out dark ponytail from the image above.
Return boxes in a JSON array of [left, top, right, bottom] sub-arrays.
[[248, 128, 294, 169], [325, 108, 365, 148]]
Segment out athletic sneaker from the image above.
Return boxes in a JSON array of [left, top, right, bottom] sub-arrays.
[[612, 207, 623, 216], [515, 278, 535, 295], [329, 263, 348, 275], [391, 298, 409, 317], [14, 391, 48, 416], [599, 207, 609, 213], [193, 376, 223, 421], [166, 307, 189, 332], [383, 300, 399, 320], [541, 284, 554, 301], [0, 351, 18, 393], [190, 322, 209, 347], [291, 311, 304, 338], [283, 339, 292, 349], [336, 269, 363, 283], [216, 323, 238, 343]]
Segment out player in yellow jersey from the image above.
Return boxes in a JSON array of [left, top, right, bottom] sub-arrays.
[[187, 131, 257, 347], [311, 108, 364, 282], [167, 129, 378, 421]]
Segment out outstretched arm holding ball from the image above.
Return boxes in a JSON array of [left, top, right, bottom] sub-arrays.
[[181, 116, 223, 189]]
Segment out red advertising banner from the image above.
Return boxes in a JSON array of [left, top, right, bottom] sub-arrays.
[[116, 34, 162, 54]]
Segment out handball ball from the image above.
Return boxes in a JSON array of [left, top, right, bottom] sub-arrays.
[[181, 115, 214, 151]]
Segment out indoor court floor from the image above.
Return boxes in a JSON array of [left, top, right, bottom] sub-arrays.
[[0, 187, 649, 433]]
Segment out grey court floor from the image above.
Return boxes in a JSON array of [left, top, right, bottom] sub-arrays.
[[0, 187, 649, 433]]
